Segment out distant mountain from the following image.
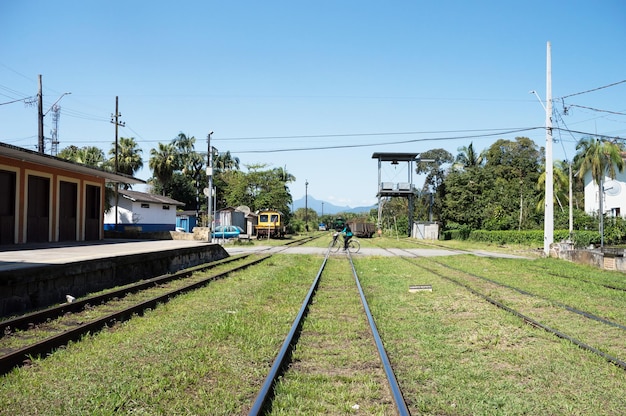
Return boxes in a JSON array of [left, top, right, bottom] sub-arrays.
[[292, 196, 376, 215]]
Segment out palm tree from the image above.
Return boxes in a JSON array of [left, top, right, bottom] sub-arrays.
[[109, 137, 143, 189], [454, 142, 484, 170], [149, 142, 178, 196], [576, 137, 625, 247], [215, 151, 240, 172], [536, 160, 569, 212], [58, 145, 109, 169]]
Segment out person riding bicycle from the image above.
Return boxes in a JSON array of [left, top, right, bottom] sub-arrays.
[[341, 223, 353, 250]]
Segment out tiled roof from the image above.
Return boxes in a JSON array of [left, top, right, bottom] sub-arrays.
[[119, 189, 185, 206]]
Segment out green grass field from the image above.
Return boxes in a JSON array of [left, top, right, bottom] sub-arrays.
[[1, 244, 624, 415]]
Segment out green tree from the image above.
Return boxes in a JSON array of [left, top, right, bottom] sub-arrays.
[[453, 142, 484, 170], [536, 160, 570, 213], [483, 137, 542, 230], [575, 137, 625, 246], [441, 166, 493, 230], [416, 148, 454, 222], [215, 151, 240, 172], [109, 137, 143, 189], [222, 164, 294, 217], [149, 142, 178, 196], [58, 145, 109, 169], [575, 137, 625, 188]]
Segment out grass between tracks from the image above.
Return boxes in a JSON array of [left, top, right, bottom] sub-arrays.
[[355, 256, 626, 415], [1, 252, 625, 415], [270, 257, 394, 415], [0, 254, 319, 415]]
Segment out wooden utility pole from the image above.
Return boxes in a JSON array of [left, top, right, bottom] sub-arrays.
[[38, 75, 44, 153], [110, 96, 125, 231]]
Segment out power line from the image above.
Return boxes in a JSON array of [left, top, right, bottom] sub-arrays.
[[565, 104, 626, 116], [233, 127, 544, 154], [0, 97, 33, 106], [215, 127, 539, 142], [558, 79, 626, 100]]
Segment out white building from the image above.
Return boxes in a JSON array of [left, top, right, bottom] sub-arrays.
[[105, 189, 185, 232], [583, 170, 626, 217]]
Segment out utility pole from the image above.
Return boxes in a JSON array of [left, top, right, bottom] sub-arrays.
[[543, 41, 554, 257], [305, 180, 309, 233], [110, 96, 125, 231], [37, 75, 44, 153], [207, 131, 214, 237]]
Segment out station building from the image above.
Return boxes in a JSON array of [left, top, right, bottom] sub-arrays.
[[0, 142, 143, 245]]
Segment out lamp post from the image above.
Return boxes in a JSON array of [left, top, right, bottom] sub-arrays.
[[305, 180, 309, 233]]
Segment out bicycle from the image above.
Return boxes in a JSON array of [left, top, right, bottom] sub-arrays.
[[328, 233, 360, 254]]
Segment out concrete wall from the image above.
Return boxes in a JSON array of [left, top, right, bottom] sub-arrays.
[[0, 243, 228, 317], [553, 243, 626, 272]]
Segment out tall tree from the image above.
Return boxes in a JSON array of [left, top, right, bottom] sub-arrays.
[[222, 164, 294, 217], [453, 142, 484, 170], [575, 137, 625, 188], [416, 148, 454, 222], [483, 137, 542, 230], [536, 160, 569, 213], [215, 151, 240, 172], [58, 145, 109, 169], [109, 137, 143, 189], [149, 142, 178, 196], [575, 137, 625, 246]]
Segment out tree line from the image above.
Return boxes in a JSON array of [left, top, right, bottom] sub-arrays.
[[379, 136, 624, 244], [56, 133, 295, 225], [56, 133, 626, 241]]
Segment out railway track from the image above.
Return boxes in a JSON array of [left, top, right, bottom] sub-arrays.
[[398, 254, 626, 371], [248, 249, 410, 415], [362, 240, 626, 371], [0, 236, 318, 376]]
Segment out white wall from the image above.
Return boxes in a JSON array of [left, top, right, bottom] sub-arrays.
[[104, 196, 178, 225], [583, 170, 626, 216]]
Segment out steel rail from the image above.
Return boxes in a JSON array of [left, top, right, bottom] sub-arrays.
[[0, 254, 270, 375], [425, 258, 626, 331], [348, 252, 411, 416], [411, 259, 626, 371], [0, 254, 251, 337], [248, 250, 330, 415]]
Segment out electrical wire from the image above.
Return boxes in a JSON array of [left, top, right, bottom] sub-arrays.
[[233, 127, 544, 154], [565, 104, 626, 116], [214, 127, 535, 142], [558, 79, 626, 100]]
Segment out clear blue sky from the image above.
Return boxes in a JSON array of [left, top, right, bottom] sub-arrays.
[[2, 1, 625, 209]]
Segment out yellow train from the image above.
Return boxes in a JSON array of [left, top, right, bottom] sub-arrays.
[[255, 209, 286, 238]]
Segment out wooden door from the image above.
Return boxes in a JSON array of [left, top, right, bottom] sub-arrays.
[[27, 175, 50, 243], [59, 181, 78, 241], [0, 170, 16, 244], [84, 184, 101, 240]]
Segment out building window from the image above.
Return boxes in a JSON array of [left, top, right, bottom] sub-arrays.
[[162, 205, 170, 210], [141, 203, 149, 208]]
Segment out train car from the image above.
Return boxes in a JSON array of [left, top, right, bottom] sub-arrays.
[[332, 217, 346, 231], [255, 209, 286, 238], [348, 221, 376, 238]]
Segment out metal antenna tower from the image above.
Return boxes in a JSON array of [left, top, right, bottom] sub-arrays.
[[49, 104, 61, 155]]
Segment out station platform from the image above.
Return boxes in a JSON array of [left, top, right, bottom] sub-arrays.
[[0, 239, 229, 317], [0, 239, 215, 272]]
